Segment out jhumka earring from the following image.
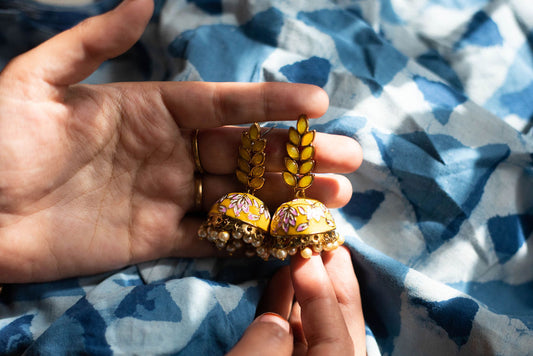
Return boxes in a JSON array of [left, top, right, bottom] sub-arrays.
[[197, 123, 270, 256], [266, 114, 344, 260]]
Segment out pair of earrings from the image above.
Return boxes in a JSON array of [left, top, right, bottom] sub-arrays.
[[197, 115, 344, 260]]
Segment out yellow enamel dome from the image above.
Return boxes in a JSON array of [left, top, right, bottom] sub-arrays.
[[268, 198, 343, 260], [208, 192, 270, 231], [270, 198, 335, 236], [198, 192, 270, 255]]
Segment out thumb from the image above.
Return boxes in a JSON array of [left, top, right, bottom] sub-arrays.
[[8, 0, 153, 87], [227, 313, 293, 356]]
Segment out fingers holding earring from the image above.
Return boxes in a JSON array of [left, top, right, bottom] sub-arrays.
[[189, 119, 353, 260]]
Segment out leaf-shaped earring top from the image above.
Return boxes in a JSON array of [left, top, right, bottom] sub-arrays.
[[282, 114, 316, 198], [236, 123, 267, 194]]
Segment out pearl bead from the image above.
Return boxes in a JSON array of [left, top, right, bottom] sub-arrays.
[[276, 249, 288, 260], [312, 244, 323, 253], [232, 231, 243, 240], [288, 247, 298, 256], [197, 227, 207, 238], [300, 247, 313, 259], [218, 231, 230, 242], [243, 235, 253, 244]]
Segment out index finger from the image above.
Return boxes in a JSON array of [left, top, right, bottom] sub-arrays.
[[158, 82, 329, 128], [290, 253, 355, 355], [322, 247, 366, 355]]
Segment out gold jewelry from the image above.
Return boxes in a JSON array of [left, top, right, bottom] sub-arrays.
[[192, 129, 204, 174], [266, 114, 344, 260], [192, 174, 203, 211], [198, 123, 270, 256]]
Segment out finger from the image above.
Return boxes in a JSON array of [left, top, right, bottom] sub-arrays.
[[129, 215, 219, 263], [256, 266, 294, 319], [200, 173, 353, 211], [289, 301, 307, 356], [323, 247, 366, 356], [192, 127, 362, 175], [7, 0, 153, 88], [157, 81, 329, 128], [227, 313, 293, 356], [291, 253, 355, 355], [172, 216, 220, 257]]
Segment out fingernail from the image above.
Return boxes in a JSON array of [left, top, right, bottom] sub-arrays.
[[254, 313, 291, 334]]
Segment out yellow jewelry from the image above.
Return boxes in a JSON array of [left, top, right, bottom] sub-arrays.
[[198, 123, 270, 256], [267, 115, 344, 260]]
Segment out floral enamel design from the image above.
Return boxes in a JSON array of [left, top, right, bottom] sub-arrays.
[[228, 193, 252, 216], [275, 205, 298, 233], [216, 193, 269, 221]]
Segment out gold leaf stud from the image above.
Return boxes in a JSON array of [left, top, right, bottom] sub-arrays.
[[285, 157, 298, 174], [300, 160, 315, 174], [289, 127, 300, 145], [297, 115, 308, 134], [300, 146, 314, 161], [298, 175, 314, 189], [287, 143, 300, 160], [301, 131, 315, 147], [283, 171, 297, 187]]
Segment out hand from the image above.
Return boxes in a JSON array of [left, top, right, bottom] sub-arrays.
[[0, 0, 363, 282], [229, 247, 366, 355]]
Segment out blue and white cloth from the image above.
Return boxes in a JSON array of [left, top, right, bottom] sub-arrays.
[[1, 0, 532, 354]]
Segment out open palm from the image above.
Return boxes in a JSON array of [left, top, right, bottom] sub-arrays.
[[0, 0, 362, 283]]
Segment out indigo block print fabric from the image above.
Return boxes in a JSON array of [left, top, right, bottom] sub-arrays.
[[1, 0, 532, 354]]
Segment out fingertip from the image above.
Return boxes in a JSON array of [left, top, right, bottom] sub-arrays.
[[335, 174, 355, 208], [254, 313, 291, 334], [265, 83, 329, 122], [322, 246, 358, 286], [346, 137, 364, 172], [305, 174, 353, 209], [305, 85, 329, 118], [35, 0, 154, 87], [335, 245, 353, 260], [290, 252, 328, 292], [312, 132, 363, 175], [90, 0, 154, 59], [322, 245, 361, 303], [228, 313, 293, 355], [256, 266, 294, 319], [115, 0, 155, 22]]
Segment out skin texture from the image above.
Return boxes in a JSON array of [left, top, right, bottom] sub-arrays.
[[230, 247, 367, 356], [0, 0, 363, 283]]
